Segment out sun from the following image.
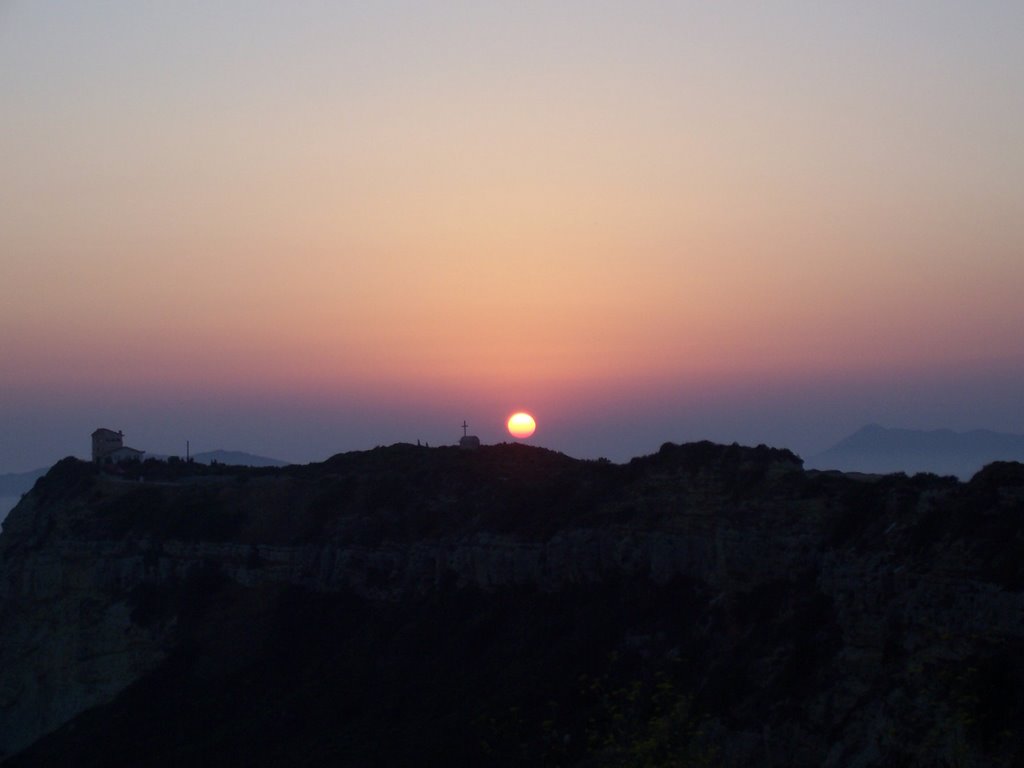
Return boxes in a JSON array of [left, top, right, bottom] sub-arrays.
[[507, 412, 536, 439]]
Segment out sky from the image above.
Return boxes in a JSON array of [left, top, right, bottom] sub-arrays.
[[2, 1, 1023, 472]]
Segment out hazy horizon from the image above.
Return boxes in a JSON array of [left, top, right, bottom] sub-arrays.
[[4, 364, 1023, 474], [3, 3, 1022, 474]]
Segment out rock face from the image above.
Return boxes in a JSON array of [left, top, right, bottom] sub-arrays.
[[1, 443, 1023, 766]]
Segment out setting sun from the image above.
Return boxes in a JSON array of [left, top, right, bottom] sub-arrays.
[[507, 412, 537, 439]]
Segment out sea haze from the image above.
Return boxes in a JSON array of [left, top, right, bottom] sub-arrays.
[[807, 425, 1024, 479], [0, 497, 19, 530]]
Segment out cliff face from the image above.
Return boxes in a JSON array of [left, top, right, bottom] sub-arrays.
[[1, 443, 1023, 766]]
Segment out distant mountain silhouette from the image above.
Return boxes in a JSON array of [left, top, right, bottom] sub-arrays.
[[189, 450, 290, 467], [0, 468, 48, 497], [807, 424, 1024, 478]]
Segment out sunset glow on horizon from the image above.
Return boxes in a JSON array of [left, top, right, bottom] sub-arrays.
[[1, 2, 1023, 471]]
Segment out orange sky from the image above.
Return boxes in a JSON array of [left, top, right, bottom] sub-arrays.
[[1, 3, 1023, 470]]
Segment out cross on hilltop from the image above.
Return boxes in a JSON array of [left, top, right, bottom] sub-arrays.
[[459, 420, 480, 451]]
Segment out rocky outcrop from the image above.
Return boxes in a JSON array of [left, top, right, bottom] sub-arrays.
[[0, 495, 172, 758], [1, 445, 1022, 766]]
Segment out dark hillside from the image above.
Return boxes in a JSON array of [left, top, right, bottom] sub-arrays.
[[1, 442, 1023, 766]]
